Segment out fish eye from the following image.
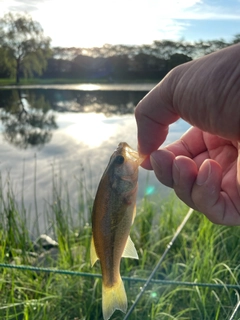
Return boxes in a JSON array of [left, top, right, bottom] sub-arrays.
[[115, 155, 124, 165]]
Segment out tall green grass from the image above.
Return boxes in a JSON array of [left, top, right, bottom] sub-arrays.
[[0, 171, 239, 320]]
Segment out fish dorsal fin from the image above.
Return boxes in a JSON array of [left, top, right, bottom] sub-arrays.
[[90, 236, 99, 266], [122, 236, 139, 259]]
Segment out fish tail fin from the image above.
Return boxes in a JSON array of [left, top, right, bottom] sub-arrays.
[[102, 277, 127, 320]]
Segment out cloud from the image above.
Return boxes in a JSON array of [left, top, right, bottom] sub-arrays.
[[168, 0, 240, 20], [1, 0, 240, 46], [1, 0, 49, 13], [1, 0, 31, 14], [28, 0, 200, 46], [2, 0, 240, 21]]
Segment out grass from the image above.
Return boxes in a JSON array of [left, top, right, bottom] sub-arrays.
[[0, 171, 240, 320], [0, 78, 158, 86], [0, 78, 110, 86]]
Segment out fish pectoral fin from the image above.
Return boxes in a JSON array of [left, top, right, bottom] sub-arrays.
[[132, 205, 136, 225], [122, 236, 139, 259], [90, 236, 99, 266]]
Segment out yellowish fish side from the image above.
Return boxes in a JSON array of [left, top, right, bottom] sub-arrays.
[[91, 142, 141, 320]]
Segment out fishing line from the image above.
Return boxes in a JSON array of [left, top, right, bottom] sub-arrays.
[[123, 207, 194, 320], [228, 299, 240, 320]]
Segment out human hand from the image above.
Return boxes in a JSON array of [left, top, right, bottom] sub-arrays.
[[135, 43, 240, 225]]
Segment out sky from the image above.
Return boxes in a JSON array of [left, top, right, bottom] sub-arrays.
[[1, 0, 240, 48]]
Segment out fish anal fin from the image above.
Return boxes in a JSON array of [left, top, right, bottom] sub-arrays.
[[122, 236, 138, 259], [90, 236, 99, 266], [102, 277, 127, 320]]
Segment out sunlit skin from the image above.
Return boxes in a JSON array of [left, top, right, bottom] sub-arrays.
[[135, 43, 240, 226]]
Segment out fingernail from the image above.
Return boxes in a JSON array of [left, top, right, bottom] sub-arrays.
[[150, 153, 162, 178], [173, 161, 180, 185], [196, 161, 211, 186]]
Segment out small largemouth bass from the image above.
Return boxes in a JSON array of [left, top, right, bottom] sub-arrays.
[[91, 142, 142, 320]]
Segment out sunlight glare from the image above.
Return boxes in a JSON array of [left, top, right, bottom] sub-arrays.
[[75, 84, 101, 91], [31, 0, 202, 47], [62, 113, 117, 148]]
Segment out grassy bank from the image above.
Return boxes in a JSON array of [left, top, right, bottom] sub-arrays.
[[0, 78, 111, 86], [0, 78, 158, 86], [0, 173, 239, 320]]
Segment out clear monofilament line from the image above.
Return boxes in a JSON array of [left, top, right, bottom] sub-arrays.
[[228, 299, 240, 320], [123, 207, 194, 320]]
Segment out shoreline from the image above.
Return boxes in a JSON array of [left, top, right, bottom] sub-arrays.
[[0, 82, 157, 91]]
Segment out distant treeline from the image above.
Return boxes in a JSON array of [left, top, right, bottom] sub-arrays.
[[1, 13, 239, 83], [41, 36, 240, 81], [0, 12, 239, 83]]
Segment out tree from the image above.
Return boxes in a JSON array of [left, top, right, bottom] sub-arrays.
[[232, 34, 240, 44], [167, 53, 192, 71], [0, 12, 52, 83], [0, 47, 13, 77]]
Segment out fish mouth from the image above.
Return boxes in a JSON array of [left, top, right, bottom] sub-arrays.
[[116, 142, 129, 152], [116, 142, 144, 165], [125, 147, 145, 166]]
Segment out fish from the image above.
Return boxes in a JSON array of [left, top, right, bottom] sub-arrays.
[[91, 142, 142, 320]]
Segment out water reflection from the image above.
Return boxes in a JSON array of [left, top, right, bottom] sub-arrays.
[[0, 87, 190, 234], [0, 90, 57, 149], [0, 89, 146, 149], [40, 89, 145, 116]]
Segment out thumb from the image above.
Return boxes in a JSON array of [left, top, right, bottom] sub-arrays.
[[135, 82, 179, 156]]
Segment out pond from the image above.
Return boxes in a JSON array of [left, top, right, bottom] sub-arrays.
[[0, 84, 191, 234]]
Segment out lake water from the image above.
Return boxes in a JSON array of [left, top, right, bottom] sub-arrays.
[[0, 84, 191, 234]]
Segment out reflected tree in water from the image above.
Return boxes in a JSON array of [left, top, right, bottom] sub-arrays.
[[0, 88, 147, 148], [46, 89, 147, 116], [76, 91, 146, 116], [0, 90, 57, 149]]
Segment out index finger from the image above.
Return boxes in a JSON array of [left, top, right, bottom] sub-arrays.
[[135, 82, 179, 156]]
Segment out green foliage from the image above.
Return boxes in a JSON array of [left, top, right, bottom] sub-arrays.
[[0, 47, 14, 77], [0, 14, 239, 83], [0, 12, 52, 83], [0, 171, 239, 319], [232, 33, 240, 44], [45, 36, 237, 81]]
